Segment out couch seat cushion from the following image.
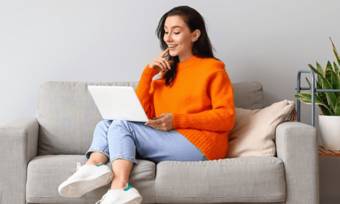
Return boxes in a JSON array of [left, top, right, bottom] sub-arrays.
[[26, 155, 155, 204], [155, 156, 286, 203]]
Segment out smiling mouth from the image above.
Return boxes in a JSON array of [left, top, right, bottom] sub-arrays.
[[168, 45, 178, 49]]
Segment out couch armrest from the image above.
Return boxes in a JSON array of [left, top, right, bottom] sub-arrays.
[[275, 121, 319, 204], [0, 118, 39, 204]]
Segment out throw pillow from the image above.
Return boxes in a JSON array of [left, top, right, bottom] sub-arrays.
[[226, 99, 297, 158]]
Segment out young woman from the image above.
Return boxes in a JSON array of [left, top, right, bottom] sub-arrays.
[[58, 5, 235, 204]]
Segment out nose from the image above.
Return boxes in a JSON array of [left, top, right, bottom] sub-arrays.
[[164, 32, 173, 43]]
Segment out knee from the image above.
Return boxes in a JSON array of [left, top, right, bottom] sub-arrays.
[[107, 119, 132, 137], [96, 119, 111, 129], [109, 119, 127, 129]]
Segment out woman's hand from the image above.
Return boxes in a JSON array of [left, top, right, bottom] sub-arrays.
[[149, 47, 173, 73], [144, 113, 173, 131]]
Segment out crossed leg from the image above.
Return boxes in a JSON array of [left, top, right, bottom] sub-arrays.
[[86, 153, 132, 190]]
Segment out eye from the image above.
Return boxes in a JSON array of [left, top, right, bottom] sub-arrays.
[[164, 32, 180, 35]]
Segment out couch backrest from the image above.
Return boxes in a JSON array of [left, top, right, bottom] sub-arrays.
[[37, 81, 264, 155]]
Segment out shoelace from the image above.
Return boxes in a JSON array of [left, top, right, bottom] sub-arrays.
[[95, 189, 109, 204], [66, 162, 82, 180], [76, 162, 81, 171]]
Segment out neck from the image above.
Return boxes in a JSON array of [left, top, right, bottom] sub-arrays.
[[178, 53, 194, 62]]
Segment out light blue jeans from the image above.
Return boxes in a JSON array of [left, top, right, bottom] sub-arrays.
[[85, 119, 208, 165]]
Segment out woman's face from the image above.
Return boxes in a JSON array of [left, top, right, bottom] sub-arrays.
[[163, 15, 200, 62]]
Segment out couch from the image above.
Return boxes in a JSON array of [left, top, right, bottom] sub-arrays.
[[0, 81, 319, 204]]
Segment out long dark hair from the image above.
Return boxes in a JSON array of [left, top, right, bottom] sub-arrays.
[[156, 5, 221, 86]]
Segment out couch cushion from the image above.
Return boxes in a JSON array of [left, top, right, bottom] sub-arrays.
[[26, 155, 155, 204], [226, 99, 296, 158], [155, 156, 286, 203], [232, 81, 264, 109]]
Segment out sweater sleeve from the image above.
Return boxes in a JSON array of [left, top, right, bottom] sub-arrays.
[[172, 70, 236, 132], [135, 64, 160, 120]]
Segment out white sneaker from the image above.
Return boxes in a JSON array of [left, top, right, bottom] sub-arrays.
[[95, 183, 143, 204], [58, 162, 113, 198]]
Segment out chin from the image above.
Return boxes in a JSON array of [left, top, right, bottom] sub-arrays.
[[169, 51, 177, 56]]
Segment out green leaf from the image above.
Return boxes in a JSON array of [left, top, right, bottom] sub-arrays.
[[325, 67, 340, 98], [330, 69, 340, 98], [325, 68, 333, 87], [316, 62, 325, 77], [316, 78, 328, 104], [326, 61, 334, 71], [330, 37, 340, 67], [306, 77, 331, 115], [308, 63, 324, 77], [334, 97, 340, 116], [295, 92, 333, 115], [306, 77, 327, 104], [309, 63, 324, 88], [333, 61, 339, 73], [319, 104, 333, 115], [306, 76, 312, 89], [320, 77, 337, 112]]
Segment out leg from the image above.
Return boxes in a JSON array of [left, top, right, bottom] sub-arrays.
[[85, 120, 112, 165], [86, 152, 109, 165], [105, 119, 137, 190], [59, 120, 114, 198], [110, 159, 133, 189], [112, 120, 206, 163], [105, 119, 206, 190]]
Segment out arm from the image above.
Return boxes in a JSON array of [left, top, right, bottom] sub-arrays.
[[0, 117, 39, 203], [275, 122, 319, 204], [172, 70, 236, 132], [135, 64, 160, 119]]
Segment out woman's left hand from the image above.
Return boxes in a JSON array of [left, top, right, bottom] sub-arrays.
[[144, 113, 173, 131]]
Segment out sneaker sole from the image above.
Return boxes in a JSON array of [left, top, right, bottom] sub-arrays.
[[59, 170, 113, 198], [121, 188, 143, 204], [125, 196, 143, 204]]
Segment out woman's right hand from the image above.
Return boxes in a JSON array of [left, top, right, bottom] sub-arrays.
[[149, 47, 173, 72]]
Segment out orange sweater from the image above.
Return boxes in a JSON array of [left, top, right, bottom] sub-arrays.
[[135, 55, 235, 160]]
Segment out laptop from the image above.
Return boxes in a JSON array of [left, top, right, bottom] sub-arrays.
[[88, 85, 150, 122]]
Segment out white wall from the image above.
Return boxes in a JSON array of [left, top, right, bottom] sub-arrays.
[[1, 0, 339, 203]]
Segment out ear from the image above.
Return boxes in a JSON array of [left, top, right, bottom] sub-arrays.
[[192, 29, 201, 42]]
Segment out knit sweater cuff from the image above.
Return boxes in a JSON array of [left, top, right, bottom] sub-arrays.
[[142, 64, 160, 79], [172, 113, 187, 129]]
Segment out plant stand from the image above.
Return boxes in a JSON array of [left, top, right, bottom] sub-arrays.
[[297, 69, 340, 156], [319, 145, 340, 157]]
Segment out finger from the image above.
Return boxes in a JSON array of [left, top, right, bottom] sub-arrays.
[[163, 58, 171, 70], [156, 59, 167, 72], [155, 119, 164, 125], [156, 61, 164, 72], [148, 119, 162, 126], [162, 58, 169, 71], [159, 47, 170, 58], [145, 119, 155, 125]]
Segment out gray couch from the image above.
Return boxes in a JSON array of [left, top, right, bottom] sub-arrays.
[[0, 81, 319, 204]]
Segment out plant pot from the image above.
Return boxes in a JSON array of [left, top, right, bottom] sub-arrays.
[[319, 114, 340, 150]]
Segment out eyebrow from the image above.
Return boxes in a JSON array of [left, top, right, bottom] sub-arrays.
[[164, 26, 182, 29]]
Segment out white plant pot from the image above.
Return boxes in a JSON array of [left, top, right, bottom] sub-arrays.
[[319, 114, 340, 150]]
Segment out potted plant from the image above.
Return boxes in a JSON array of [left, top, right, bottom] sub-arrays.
[[295, 37, 340, 150]]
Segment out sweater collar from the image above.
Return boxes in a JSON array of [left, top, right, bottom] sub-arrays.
[[177, 55, 200, 71]]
